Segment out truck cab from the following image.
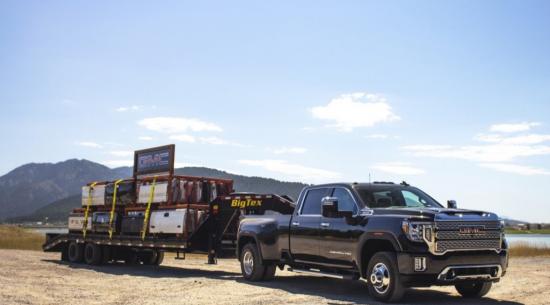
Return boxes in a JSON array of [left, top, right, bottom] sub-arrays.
[[237, 182, 508, 302]]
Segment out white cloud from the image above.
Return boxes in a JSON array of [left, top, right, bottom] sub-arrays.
[[365, 134, 389, 139], [138, 136, 153, 141], [475, 133, 550, 145], [169, 134, 196, 143], [169, 134, 243, 146], [272, 147, 307, 154], [479, 163, 550, 176], [101, 160, 133, 167], [403, 143, 550, 162], [489, 122, 540, 133], [75, 141, 103, 148], [138, 117, 222, 133], [239, 159, 341, 182], [109, 150, 133, 157], [372, 162, 425, 175], [402, 123, 550, 175], [311, 92, 400, 132], [199, 136, 229, 145], [116, 105, 142, 112]]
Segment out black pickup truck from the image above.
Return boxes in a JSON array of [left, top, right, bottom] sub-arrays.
[[236, 182, 508, 302]]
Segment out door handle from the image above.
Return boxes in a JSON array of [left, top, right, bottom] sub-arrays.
[[320, 222, 330, 228], [291, 222, 300, 226]]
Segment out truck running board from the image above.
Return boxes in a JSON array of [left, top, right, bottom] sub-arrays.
[[287, 267, 358, 280]]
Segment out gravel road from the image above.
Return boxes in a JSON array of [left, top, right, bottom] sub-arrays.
[[1, 249, 548, 305]]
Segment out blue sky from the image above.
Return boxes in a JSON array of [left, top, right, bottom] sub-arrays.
[[1, 1, 549, 222]]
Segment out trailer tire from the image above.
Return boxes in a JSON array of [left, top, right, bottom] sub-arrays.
[[84, 243, 102, 265], [101, 246, 112, 264], [154, 251, 164, 265], [140, 250, 158, 265], [240, 243, 269, 282], [125, 251, 139, 265], [61, 245, 69, 261], [68, 241, 84, 263]]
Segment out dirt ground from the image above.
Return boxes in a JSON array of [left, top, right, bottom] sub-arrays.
[[1, 249, 549, 305]]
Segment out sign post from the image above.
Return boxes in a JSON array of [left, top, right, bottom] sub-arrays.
[[133, 144, 176, 206], [133, 144, 175, 178]]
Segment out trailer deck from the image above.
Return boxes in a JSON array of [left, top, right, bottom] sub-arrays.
[[43, 193, 295, 264]]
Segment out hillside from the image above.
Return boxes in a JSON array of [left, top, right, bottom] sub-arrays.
[[0, 160, 131, 220], [1, 160, 307, 222]]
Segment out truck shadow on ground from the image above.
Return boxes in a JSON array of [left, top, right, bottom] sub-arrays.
[[45, 260, 523, 305]]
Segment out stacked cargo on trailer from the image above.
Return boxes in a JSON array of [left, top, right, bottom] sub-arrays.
[[43, 144, 295, 267]]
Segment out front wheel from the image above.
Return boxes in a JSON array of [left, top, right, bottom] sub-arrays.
[[240, 243, 276, 281], [366, 252, 405, 303], [455, 281, 492, 298]]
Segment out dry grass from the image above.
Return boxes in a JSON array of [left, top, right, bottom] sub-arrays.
[[509, 242, 550, 257], [0, 225, 43, 251]]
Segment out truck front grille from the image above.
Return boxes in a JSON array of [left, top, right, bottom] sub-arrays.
[[431, 221, 502, 255]]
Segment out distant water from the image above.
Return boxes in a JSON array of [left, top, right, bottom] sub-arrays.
[[506, 234, 550, 247], [31, 227, 68, 235]]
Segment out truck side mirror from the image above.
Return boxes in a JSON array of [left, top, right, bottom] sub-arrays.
[[447, 200, 457, 209], [322, 197, 339, 218]]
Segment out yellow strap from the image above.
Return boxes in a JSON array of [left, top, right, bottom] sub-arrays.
[[108, 179, 123, 239], [141, 176, 157, 240], [83, 182, 98, 238]]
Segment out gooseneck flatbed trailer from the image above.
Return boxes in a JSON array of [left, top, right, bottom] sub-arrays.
[[43, 193, 294, 265]]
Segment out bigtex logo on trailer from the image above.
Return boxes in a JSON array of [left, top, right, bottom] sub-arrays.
[[231, 198, 263, 208]]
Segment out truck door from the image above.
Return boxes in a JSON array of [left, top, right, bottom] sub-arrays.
[[289, 187, 330, 263], [319, 187, 362, 268]]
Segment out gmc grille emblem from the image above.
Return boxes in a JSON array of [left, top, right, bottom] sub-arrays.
[[459, 225, 485, 235]]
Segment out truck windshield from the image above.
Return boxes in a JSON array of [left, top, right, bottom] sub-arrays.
[[357, 187, 442, 209]]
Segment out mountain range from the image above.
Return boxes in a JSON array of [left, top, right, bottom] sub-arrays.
[[0, 159, 308, 223]]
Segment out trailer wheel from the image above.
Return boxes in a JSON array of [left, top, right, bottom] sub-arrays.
[[125, 251, 139, 265], [155, 251, 164, 265], [240, 243, 270, 281], [84, 243, 102, 265], [455, 281, 492, 298], [101, 246, 112, 264], [67, 241, 84, 263], [61, 245, 69, 261], [140, 251, 157, 265]]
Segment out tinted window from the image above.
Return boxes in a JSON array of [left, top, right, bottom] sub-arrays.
[[402, 190, 429, 207], [332, 188, 358, 213], [301, 188, 329, 215], [357, 187, 441, 208]]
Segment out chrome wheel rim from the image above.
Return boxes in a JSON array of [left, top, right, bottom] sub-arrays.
[[242, 250, 254, 276], [370, 262, 391, 294]]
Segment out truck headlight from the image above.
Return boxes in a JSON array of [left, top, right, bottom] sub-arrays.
[[402, 221, 426, 242]]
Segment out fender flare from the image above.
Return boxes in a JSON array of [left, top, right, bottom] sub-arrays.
[[357, 232, 403, 278], [236, 232, 261, 259]]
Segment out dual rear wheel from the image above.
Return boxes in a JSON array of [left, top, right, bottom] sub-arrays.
[[240, 243, 276, 281]]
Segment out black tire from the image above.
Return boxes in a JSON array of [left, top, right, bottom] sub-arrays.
[[125, 251, 139, 265], [84, 243, 102, 265], [455, 281, 492, 298], [61, 246, 69, 261], [67, 241, 84, 263], [240, 243, 271, 281], [366, 252, 405, 303], [140, 250, 163, 266], [262, 264, 277, 281], [101, 246, 112, 264], [154, 251, 164, 266]]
